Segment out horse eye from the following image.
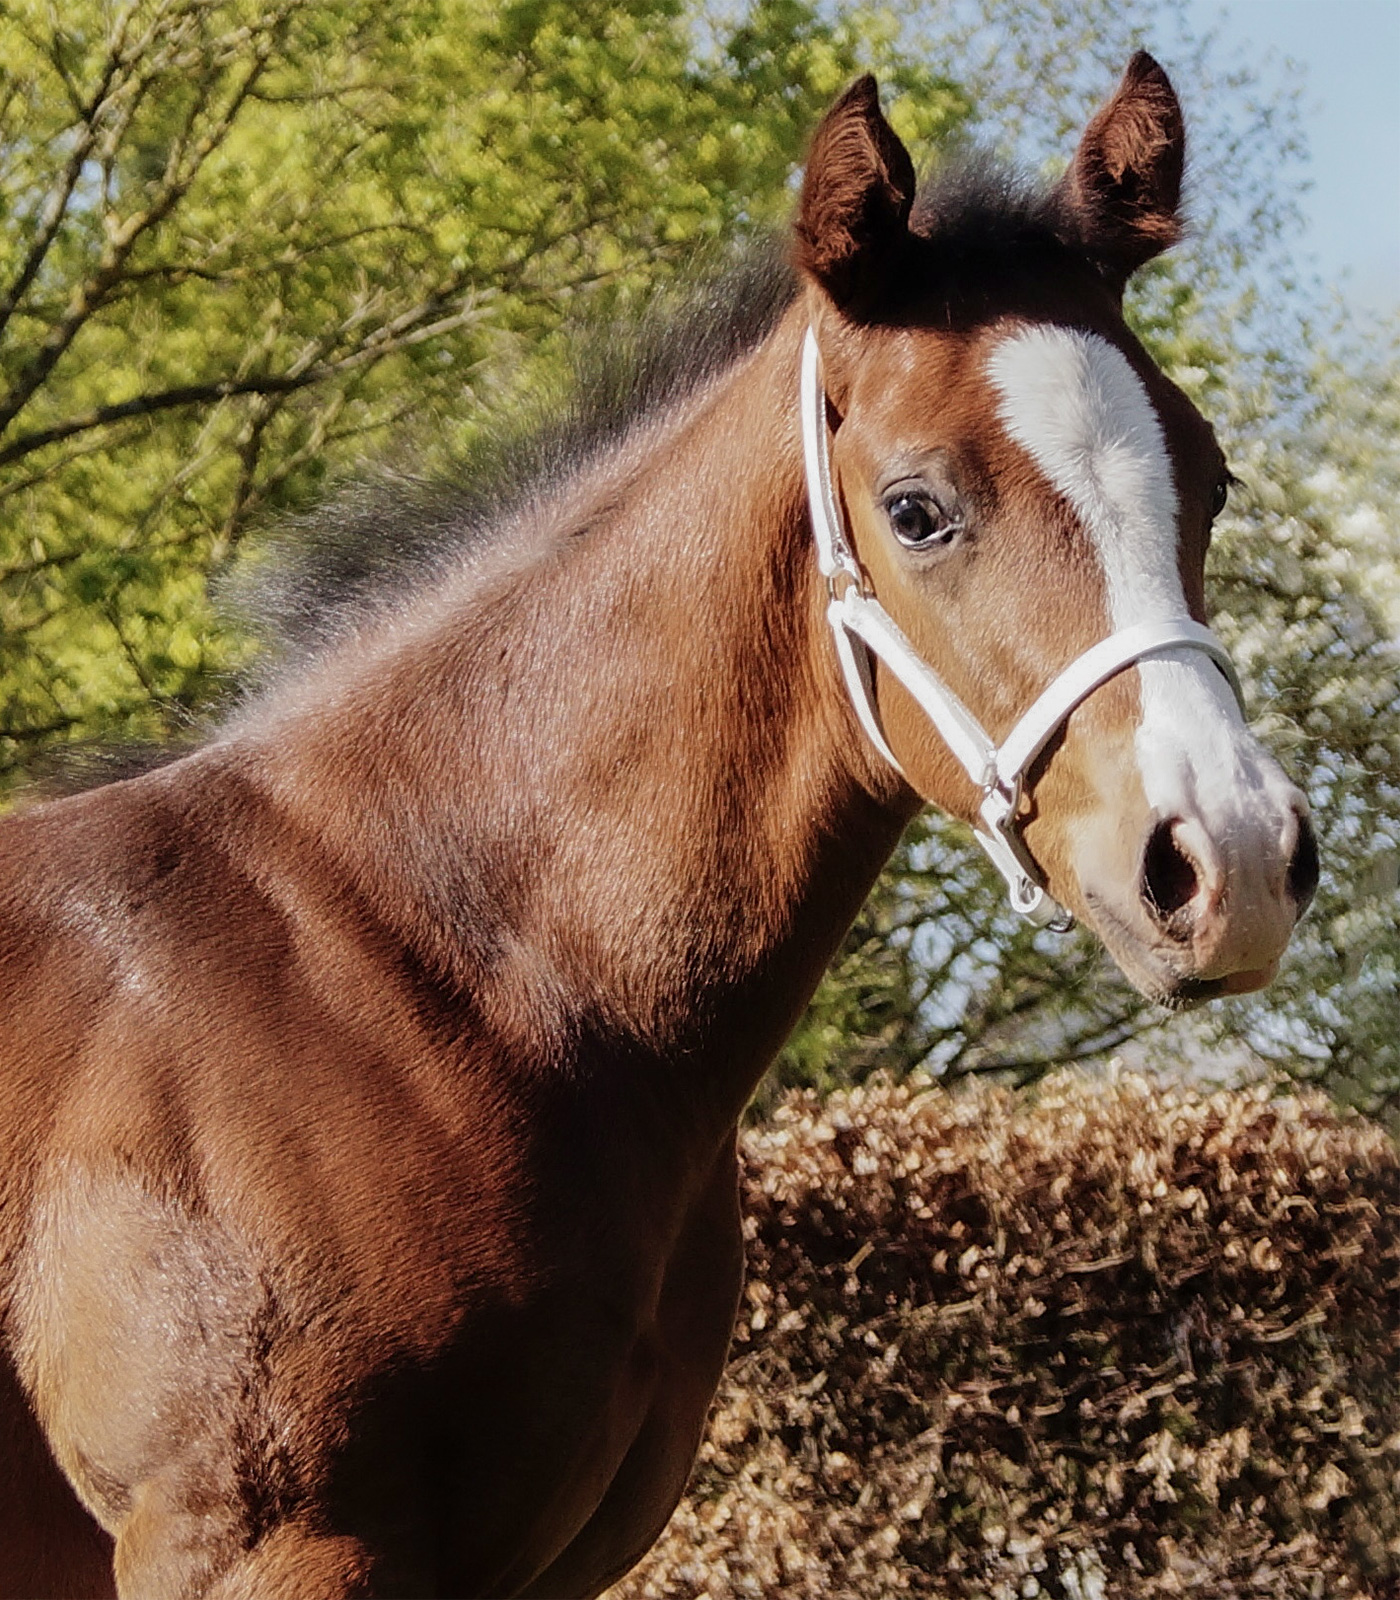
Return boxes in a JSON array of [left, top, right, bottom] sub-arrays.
[[1210, 475, 1230, 520], [886, 491, 958, 550]]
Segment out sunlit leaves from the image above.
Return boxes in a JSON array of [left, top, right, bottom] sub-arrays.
[[0, 0, 964, 778]]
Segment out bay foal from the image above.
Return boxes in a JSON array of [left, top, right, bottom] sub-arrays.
[[0, 55, 1315, 1598]]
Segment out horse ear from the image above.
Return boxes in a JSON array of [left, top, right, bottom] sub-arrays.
[[1056, 51, 1185, 290], [794, 76, 916, 310]]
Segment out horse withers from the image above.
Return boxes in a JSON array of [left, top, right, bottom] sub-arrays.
[[0, 54, 1315, 1599]]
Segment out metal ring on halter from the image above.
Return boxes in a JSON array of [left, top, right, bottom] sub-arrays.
[[824, 565, 860, 607], [800, 326, 1248, 932]]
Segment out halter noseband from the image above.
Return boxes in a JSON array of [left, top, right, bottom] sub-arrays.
[[800, 328, 1245, 930]]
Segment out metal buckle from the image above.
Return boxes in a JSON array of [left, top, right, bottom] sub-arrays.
[[978, 777, 1075, 932], [825, 568, 859, 607]]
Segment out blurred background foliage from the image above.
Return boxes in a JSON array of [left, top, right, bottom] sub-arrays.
[[0, 0, 963, 766], [0, 0, 1396, 1118]]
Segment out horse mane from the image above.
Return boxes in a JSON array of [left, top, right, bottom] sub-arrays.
[[911, 150, 1077, 262], [231, 152, 1077, 684], [230, 239, 799, 678]]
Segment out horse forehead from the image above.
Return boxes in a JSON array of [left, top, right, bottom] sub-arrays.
[[983, 321, 1186, 619], [982, 323, 1176, 511]]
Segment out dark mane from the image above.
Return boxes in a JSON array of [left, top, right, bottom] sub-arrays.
[[231, 240, 800, 676], [911, 150, 1075, 254], [231, 154, 1074, 680]]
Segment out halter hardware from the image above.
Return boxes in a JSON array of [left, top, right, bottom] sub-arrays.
[[800, 327, 1246, 930]]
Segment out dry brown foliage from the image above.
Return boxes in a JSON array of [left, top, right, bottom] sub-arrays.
[[607, 1072, 1400, 1599]]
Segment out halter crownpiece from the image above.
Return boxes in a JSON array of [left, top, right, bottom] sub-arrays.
[[800, 327, 1247, 929]]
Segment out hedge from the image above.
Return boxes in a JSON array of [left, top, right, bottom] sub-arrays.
[[607, 1072, 1400, 1599]]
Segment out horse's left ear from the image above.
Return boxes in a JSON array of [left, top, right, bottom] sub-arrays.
[[794, 75, 917, 311], [1056, 51, 1185, 291]]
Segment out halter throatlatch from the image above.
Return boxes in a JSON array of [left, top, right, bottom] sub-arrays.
[[800, 328, 1246, 930]]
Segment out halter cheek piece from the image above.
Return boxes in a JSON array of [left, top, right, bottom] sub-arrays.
[[800, 328, 1245, 931]]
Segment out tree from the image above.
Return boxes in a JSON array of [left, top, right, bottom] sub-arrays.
[[0, 0, 966, 783]]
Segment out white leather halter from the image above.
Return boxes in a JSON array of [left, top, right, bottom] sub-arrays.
[[800, 328, 1245, 929]]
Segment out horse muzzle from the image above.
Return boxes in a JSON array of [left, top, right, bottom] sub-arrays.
[[1075, 759, 1318, 1005]]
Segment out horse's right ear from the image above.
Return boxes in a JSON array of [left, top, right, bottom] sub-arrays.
[[794, 76, 916, 310]]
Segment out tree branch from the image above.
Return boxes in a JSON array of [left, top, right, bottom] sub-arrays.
[[0, 713, 84, 748], [0, 10, 137, 341], [0, 21, 283, 438], [0, 299, 481, 467]]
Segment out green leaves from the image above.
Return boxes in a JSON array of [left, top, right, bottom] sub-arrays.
[[0, 0, 963, 780]]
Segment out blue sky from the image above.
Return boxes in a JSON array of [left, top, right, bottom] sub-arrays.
[[1183, 0, 1400, 316]]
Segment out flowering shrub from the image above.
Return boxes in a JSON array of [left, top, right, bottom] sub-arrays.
[[609, 1073, 1400, 1598]]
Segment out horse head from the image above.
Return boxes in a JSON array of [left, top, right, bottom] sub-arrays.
[[794, 56, 1317, 1004]]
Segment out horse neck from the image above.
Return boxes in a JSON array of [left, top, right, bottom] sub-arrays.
[[257, 307, 913, 1137]]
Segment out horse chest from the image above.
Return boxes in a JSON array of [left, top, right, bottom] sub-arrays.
[[352, 1137, 746, 1596], [11, 1090, 744, 1599]]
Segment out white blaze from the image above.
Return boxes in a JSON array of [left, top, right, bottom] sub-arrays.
[[985, 324, 1291, 857]]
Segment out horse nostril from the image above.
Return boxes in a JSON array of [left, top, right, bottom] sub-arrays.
[[1141, 818, 1199, 925], [1286, 812, 1320, 912]]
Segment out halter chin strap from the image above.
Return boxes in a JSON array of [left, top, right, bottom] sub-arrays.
[[800, 327, 1246, 930]]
